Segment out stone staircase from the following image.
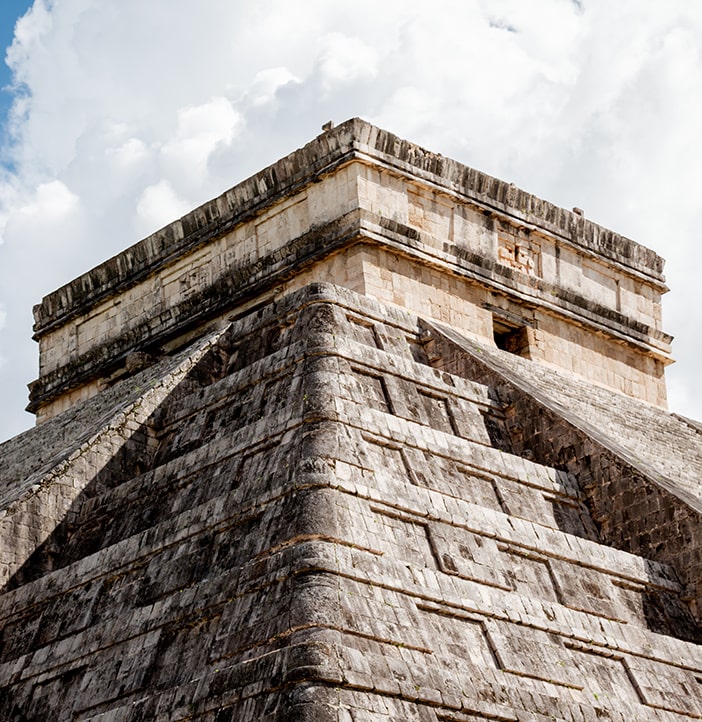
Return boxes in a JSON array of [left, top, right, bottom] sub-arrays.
[[466, 339, 702, 500]]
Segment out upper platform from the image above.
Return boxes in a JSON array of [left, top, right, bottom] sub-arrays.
[[29, 118, 673, 419]]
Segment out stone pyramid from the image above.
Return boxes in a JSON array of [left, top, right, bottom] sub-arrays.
[[1, 119, 701, 721]]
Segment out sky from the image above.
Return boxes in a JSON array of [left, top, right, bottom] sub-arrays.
[[0, 0, 33, 123], [0, 0, 700, 442]]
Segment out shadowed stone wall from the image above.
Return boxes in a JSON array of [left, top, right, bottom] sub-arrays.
[[1, 285, 700, 721]]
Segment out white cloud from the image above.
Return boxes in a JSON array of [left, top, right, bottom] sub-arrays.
[[135, 180, 190, 236], [159, 97, 244, 188], [242, 67, 300, 109], [18, 179, 79, 218], [5, 0, 52, 79], [1, 180, 81, 252], [0, 0, 701, 440], [106, 137, 150, 172], [316, 33, 378, 92]]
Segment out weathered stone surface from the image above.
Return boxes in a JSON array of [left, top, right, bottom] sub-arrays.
[[1, 283, 700, 720], [29, 120, 670, 420], [1, 122, 700, 721]]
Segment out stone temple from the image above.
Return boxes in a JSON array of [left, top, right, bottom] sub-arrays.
[[1, 118, 701, 721]]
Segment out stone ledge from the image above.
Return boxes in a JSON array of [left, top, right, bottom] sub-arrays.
[[33, 118, 666, 336], [28, 210, 670, 412]]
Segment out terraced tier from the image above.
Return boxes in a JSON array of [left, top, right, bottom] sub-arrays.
[[0, 284, 700, 721]]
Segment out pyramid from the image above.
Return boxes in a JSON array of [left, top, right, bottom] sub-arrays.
[[1, 119, 701, 721]]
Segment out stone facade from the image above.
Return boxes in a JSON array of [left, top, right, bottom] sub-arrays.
[[30, 119, 670, 421], [1, 120, 700, 720]]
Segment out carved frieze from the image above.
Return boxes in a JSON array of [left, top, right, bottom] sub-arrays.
[[497, 233, 540, 276]]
